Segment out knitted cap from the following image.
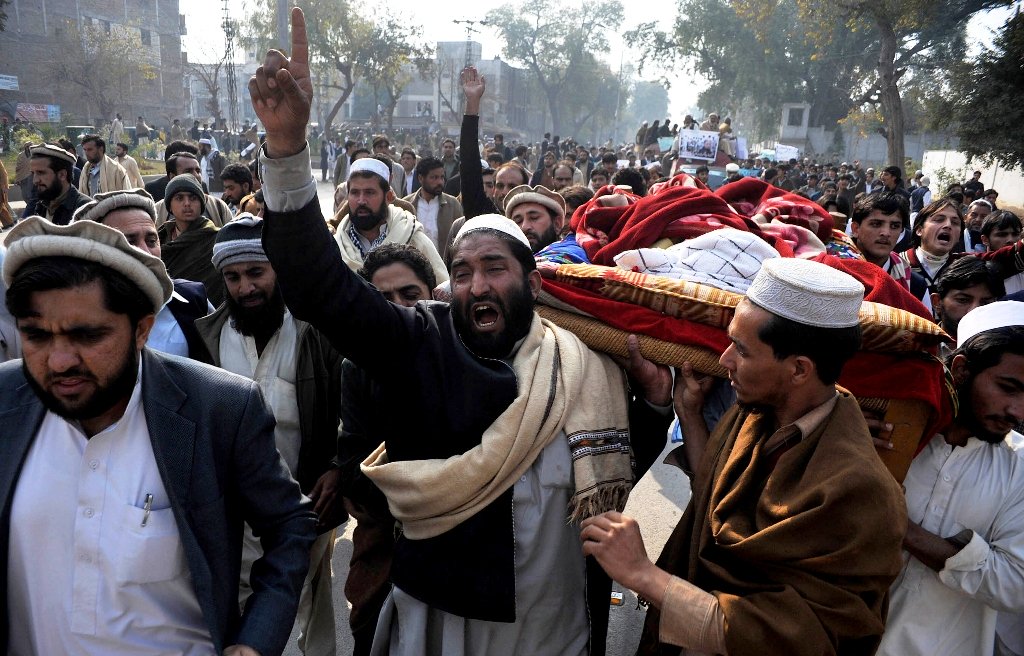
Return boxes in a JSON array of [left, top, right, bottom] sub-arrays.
[[164, 174, 207, 216], [72, 188, 157, 224], [212, 214, 267, 270], [746, 258, 863, 328], [2, 216, 172, 313]]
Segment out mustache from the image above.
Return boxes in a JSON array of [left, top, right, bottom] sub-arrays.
[[46, 368, 95, 384]]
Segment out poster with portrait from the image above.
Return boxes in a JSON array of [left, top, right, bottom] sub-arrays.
[[677, 130, 720, 161]]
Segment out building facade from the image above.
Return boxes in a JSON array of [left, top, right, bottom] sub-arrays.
[[0, 0, 187, 128]]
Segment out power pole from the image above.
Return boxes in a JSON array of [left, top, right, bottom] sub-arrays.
[[451, 19, 489, 122], [222, 0, 239, 132]]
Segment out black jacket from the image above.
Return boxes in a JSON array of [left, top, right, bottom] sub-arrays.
[[264, 197, 669, 655], [24, 185, 91, 225], [168, 278, 213, 363]]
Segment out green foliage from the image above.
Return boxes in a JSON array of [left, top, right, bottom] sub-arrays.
[[486, 0, 627, 135], [952, 11, 1024, 169], [627, 0, 875, 142]]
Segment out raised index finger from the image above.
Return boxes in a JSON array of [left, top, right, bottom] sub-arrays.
[[290, 7, 308, 66]]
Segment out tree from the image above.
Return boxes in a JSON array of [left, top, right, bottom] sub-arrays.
[[951, 10, 1024, 169], [359, 10, 433, 132], [186, 50, 229, 124], [243, 0, 430, 136], [243, 0, 370, 136], [45, 22, 157, 121], [486, 0, 624, 135], [628, 81, 669, 128], [734, 0, 1012, 167], [627, 0, 875, 143], [0, 0, 8, 33]]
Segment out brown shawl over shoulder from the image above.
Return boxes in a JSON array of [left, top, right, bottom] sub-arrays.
[[639, 392, 906, 656], [159, 218, 223, 306]]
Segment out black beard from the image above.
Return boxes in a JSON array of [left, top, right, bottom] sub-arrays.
[[351, 203, 389, 232], [526, 223, 559, 253], [36, 181, 62, 203], [24, 341, 139, 423], [226, 284, 286, 338], [954, 375, 1011, 444], [452, 276, 535, 359]]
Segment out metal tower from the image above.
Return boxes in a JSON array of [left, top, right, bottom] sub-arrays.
[[222, 0, 239, 131]]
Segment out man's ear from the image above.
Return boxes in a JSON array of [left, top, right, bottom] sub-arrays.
[[949, 353, 969, 386], [527, 268, 543, 300], [386, 189, 395, 203]]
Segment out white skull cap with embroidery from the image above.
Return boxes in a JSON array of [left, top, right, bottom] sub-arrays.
[[348, 158, 391, 183], [453, 213, 531, 250], [956, 300, 1024, 348], [746, 257, 863, 328]]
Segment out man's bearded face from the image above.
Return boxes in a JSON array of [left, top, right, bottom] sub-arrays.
[[450, 233, 537, 359]]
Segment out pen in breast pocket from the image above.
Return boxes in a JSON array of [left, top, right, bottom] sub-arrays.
[[141, 493, 153, 527]]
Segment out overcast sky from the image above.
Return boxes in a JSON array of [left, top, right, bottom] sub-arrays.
[[180, 0, 1017, 119]]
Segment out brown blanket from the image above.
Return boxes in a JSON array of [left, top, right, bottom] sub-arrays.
[[159, 218, 223, 306], [639, 392, 906, 656]]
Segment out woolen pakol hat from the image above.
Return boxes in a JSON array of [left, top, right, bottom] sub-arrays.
[[2, 216, 173, 313]]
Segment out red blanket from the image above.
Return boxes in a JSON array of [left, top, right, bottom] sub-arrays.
[[571, 176, 800, 265]]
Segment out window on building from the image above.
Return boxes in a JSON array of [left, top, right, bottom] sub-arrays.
[[102, 20, 111, 34], [141, 29, 152, 46], [787, 107, 805, 127]]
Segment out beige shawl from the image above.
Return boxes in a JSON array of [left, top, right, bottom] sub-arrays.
[[362, 314, 632, 539]]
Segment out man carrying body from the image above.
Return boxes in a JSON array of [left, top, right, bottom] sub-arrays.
[[1, 216, 315, 655], [877, 301, 1024, 656], [197, 217, 345, 656], [25, 143, 92, 225], [402, 156, 464, 252], [583, 257, 907, 655], [899, 198, 965, 312], [248, 15, 672, 654], [72, 189, 213, 361], [79, 134, 131, 197]]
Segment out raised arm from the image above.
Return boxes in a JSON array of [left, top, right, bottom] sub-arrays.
[[248, 7, 424, 376], [458, 67, 499, 219]]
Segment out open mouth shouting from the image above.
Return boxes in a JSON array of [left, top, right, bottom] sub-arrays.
[[471, 301, 503, 331]]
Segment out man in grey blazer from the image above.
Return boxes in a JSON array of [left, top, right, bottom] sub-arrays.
[[0, 217, 316, 656]]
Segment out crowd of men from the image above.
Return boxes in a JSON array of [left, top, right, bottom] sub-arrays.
[[0, 7, 1022, 656]]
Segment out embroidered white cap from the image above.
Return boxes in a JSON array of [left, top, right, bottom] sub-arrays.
[[746, 257, 863, 328], [452, 213, 531, 250], [348, 158, 391, 183], [956, 300, 1024, 348]]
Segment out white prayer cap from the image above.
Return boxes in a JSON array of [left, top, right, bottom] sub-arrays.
[[198, 138, 212, 145], [956, 300, 1024, 348], [746, 258, 863, 328], [348, 157, 391, 183], [725, 163, 740, 174], [453, 213, 531, 250]]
